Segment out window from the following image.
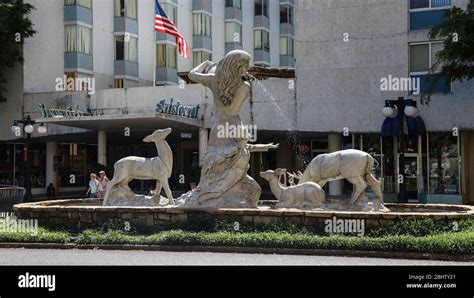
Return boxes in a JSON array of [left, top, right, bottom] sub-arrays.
[[255, 0, 268, 17], [410, 0, 451, 10], [114, 79, 124, 88], [57, 144, 87, 187], [162, 3, 177, 24], [225, 22, 242, 44], [114, 0, 137, 19], [65, 25, 92, 54], [193, 51, 212, 67], [193, 13, 211, 37], [279, 36, 294, 56], [156, 44, 177, 68], [115, 36, 125, 60], [226, 0, 241, 9], [280, 4, 293, 24], [409, 42, 444, 73], [428, 132, 459, 194], [410, 41, 451, 93], [115, 36, 138, 62], [254, 29, 270, 51], [64, 0, 92, 8]]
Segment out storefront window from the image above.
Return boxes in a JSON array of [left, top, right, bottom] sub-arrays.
[[382, 137, 396, 193], [428, 132, 459, 194], [57, 144, 87, 187], [9, 143, 47, 189], [0, 144, 15, 185], [294, 141, 311, 172]]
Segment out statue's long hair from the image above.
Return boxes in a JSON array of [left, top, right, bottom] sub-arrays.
[[215, 50, 251, 106]]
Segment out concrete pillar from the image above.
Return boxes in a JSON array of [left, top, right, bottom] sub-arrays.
[[328, 134, 343, 196], [46, 141, 58, 187], [199, 128, 208, 166], [98, 131, 107, 166]]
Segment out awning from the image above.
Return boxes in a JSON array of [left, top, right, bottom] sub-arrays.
[[381, 115, 426, 137], [35, 113, 204, 132]]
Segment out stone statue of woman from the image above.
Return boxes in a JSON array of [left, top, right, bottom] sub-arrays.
[[176, 50, 278, 208]]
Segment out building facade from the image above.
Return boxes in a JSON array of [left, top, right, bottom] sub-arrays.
[[295, 0, 474, 204], [1, 0, 473, 205]]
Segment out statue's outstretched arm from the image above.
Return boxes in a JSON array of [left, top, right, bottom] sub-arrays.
[[189, 61, 216, 87], [248, 143, 279, 153]]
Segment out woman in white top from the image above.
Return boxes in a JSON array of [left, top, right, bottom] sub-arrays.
[[86, 173, 99, 198], [97, 170, 110, 199]]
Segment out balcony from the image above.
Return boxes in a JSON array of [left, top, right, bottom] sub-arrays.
[[64, 52, 93, 72], [114, 60, 139, 78], [64, 5, 92, 24]]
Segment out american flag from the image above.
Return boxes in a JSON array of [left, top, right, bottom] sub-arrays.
[[155, 0, 189, 59]]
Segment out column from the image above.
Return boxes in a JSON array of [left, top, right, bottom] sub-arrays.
[[328, 134, 343, 196], [98, 131, 107, 166], [198, 128, 208, 166], [46, 141, 58, 187]]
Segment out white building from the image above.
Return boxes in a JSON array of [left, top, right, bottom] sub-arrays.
[[1, 0, 474, 206], [21, 0, 294, 93]]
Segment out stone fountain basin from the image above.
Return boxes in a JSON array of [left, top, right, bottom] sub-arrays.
[[13, 198, 474, 232]]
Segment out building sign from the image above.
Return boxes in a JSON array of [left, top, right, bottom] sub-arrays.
[[156, 98, 200, 119], [38, 104, 93, 118]]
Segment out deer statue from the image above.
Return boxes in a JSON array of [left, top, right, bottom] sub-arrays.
[[260, 169, 325, 208], [295, 149, 382, 205], [103, 128, 174, 205]]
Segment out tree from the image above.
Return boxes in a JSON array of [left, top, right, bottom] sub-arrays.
[[421, 0, 474, 104], [0, 0, 36, 102]]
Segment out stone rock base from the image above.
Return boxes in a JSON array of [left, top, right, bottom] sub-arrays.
[[176, 175, 261, 208], [271, 195, 390, 212], [103, 185, 172, 207]]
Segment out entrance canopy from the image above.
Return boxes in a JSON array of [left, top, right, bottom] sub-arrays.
[[36, 112, 204, 133]]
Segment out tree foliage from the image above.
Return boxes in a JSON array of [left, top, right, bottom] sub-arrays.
[[422, 1, 474, 104], [0, 0, 36, 102]]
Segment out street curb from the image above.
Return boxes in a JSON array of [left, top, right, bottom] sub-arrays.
[[0, 242, 472, 262]]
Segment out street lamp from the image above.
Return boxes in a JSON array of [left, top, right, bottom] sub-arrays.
[[11, 115, 48, 202], [382, 97, 418, 203]]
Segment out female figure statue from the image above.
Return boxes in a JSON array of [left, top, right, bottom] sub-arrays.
[[177, 50, 278, 208]]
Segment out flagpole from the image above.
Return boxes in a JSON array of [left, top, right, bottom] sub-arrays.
[[153, 0, 156, 87], [153, 39, 156, 87]]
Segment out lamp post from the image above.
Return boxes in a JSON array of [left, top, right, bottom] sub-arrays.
[[11, 115, 48, 202], [382, 97, 418, 203]]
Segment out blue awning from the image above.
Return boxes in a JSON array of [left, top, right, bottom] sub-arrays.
[[381, 115, 426, 137], [381, 115, 400, 137]]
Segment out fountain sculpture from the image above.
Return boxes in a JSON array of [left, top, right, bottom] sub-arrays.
[[16, 50, 474, 232], [102, 50, 387, 211]]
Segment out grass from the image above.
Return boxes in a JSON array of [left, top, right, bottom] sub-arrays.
[[74, 229, 474, 255], [0, 218, 473, 256], [0, 228, 70, 244]]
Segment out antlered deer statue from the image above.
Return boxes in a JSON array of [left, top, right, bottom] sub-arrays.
[[294, 149, 383, 205]]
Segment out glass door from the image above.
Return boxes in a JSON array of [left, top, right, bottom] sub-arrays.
[[399, 153, 419, 202]]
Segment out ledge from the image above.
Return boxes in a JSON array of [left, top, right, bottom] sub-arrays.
[[13, 199, 474, 232]]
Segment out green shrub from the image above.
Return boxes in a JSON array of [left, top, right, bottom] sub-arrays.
[[0, 228, 70, 244], [75, 229, 474, 255], [367, 218, 474, 237]]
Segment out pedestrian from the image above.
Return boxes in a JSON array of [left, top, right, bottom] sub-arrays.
[[97, 170, 110, 199], [86, 173, 99, 198], [46, 183, 56, 199]]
